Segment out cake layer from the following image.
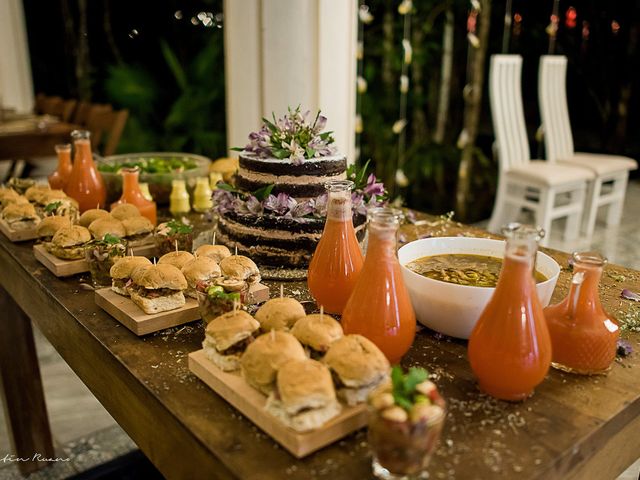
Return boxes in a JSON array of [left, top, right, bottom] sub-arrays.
[[235, 175, 344, 198], [222, 211, 324, 234], [216, 230, 311, 267], [239, 153, 347, 176], [218, 216, 321, 251]]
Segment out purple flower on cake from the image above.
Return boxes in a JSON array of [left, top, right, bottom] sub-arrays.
[[212, 189, 235, 214], [313, 193, 328, 217], [264, 192, 296, 215], [364, 173, 386, 198], [286, 199, 315, 219], [245, 195, 264, 215]]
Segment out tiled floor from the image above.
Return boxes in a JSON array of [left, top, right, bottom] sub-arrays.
[[1, 181, 639, 479]]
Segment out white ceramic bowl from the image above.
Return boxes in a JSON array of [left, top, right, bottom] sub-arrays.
[[398, 237, 560, 339]]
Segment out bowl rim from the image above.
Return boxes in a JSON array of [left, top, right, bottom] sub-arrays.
[[99, 152, 212, 173], [398, 236, 560, 291]]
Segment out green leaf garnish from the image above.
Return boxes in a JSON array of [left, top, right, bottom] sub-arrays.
[[229, 147, 244, 152], [44, 201, 62, 213], [102, 233, 122, 244], [390, 365, 431, 412], [166, 219, 193, 235], [252, 184, 275, 201]]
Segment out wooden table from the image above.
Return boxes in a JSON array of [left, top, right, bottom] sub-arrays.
[[1, 214, 639, 479], [0, 121, 79, 159]]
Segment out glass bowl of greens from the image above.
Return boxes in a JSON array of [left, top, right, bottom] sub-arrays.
[[98, 152, 211, 205]]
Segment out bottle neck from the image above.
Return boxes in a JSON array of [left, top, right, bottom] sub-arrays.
[[571, 261, 603, 312], [73, 139, 93, 164], [122, 171, 140, 192], [366, 221, 398, 259], [56, 148, 71, 166], [326, 190, 352, 222]]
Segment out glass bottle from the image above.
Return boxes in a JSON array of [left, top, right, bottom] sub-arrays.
[[544, 252, 619, 375], [342, 208, 415, 364], [193, 177, 213, 212], [467, 225, 551, 401], [170, 179, 191, 217], [308, 180, 364, 315], [64, 130, 106, 212], [111, 167, 157, 225], [48, 144, 72, 190]]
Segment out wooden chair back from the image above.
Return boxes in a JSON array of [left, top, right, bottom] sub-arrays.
[[538, 55, 574, 163], [73, 102, 112, 126], [86, 107, 129, 156], [41, 96, 64, 117], [489, 54, 531, 172]]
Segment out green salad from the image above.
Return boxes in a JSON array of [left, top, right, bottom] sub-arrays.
[[98, 156, 198, 174]]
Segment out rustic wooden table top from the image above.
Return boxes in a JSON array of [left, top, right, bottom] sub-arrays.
[[0, 121, 79, 159], [1, 212, 639, 480]]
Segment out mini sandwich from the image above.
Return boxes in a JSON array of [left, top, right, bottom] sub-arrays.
[[111, 203, 141, 221], [0, 188, 20, 202], [202, 310, 260, 371], [194, 244, 232, 263], [128, 264, 188, 314], [241, 331, 306, 395], [109, 256, 152, 296], [89, 217, 126, 240], [265, 359, 342, 432], [219, 255, 261, 291], [322, 335, 390, 406], [24, 185, 51, 203], [79, 209, 111, 227], [180, 256, 221, 298], [35, 189, 67, 207], [1, 203, 41, 230], [255, 297, 306, 332], [122, 216, 154, 246], [291, 314, 344, 359], [0, 194, 29, 211], [158, 250, 195, 270], [45, 225, 91, 260], [43, 197, 79, 220], [36, 216, 71, 242]]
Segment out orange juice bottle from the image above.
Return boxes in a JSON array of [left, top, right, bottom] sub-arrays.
[[111, 167, 157, 225], [468, 225, 551, 401], [64, 130, 106, 213], [307, 180, 364, 314], [544, 252, 619, 375], [342, 208, 415, 364], [48, 144, 72, 190]]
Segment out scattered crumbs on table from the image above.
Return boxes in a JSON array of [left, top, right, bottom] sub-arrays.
[[617, 306, 640, 332], [607, 270, 626, 282]]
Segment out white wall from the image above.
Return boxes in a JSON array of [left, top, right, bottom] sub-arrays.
[[223, 0, 357, 162], [0, 0, 34, 113]]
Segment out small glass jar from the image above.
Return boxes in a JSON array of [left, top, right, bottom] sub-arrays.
[[196, 283, 247, 325], [155, 220, 194, 256], [85, 237, 127, 288]]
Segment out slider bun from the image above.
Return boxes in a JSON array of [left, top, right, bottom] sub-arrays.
[[276, 359, 337, 415], [2, 202, 38, 220], [204, 310, 259, 351], [0, 188, 20, 201], [109, 256, 152, 280], [181, 256, 221, 287], [1, 195, 29, 209], [241, 331, 306, 395], [122, 216, 154, 236], [24, 185, 51, 202], [88, 217, 126, 239], [291, 314, 343, 353], [255, 297, 306, 331], [131, 264, 187, 291], [130, 289, 185, 315], [111, 203, 141, 220], [79, 209, 111, 227], [38, 190, 67, 206], [323, 335, 390, 388], [36, 216, 71, 239], [158, 251, 195, 270], [195, 244, 231, 263], [220, 255, 260, 283], [202, 344, 243, 372], [51, 225, 91, 247]]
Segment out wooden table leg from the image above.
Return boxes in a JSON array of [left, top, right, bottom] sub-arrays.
[[0, 285, 55, 475]]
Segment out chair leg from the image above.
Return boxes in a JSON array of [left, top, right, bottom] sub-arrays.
[[535, 187, 554, 247], [582, 179, 601, 237], [564, 185, 585, 240], [605, 173, 628, 226], [488, 181, 507, 233]]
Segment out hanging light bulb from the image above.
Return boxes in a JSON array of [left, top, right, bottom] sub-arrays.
[[402, 39, 413, 64], [392, 119, 407, 134], [357, 76, 368, 93], [398, 0, 413, 15], [399, 75, 409, 93]]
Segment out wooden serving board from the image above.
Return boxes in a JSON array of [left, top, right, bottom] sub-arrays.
[[188, 349, 368, 458], [0, 219, 38, 242], [95, 288, 200, 336], [33, 241, 158, 277]]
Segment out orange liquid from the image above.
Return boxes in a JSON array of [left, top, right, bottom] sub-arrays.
[[468, 252, 551, 401], [308, 217, 364, 315], [341, 230, 415, 364], [64, 139, 106, 213], [111, 169, 157, 225], [48, 146, 72, 190], [544, 263, 618, 374]]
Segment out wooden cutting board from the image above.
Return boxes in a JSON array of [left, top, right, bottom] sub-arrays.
[[95, 288, 201, 336], [0, 218, 38, 242], [188, 349, 368, 458]]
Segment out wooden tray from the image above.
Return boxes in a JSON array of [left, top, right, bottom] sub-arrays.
[[95, 288, 201, 336], [0, 218, 38, 242], [33, 241, 157, 277], [188, 349, 368, 458]]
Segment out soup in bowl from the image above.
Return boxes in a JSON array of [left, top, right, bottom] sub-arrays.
[[398, 237, 560, 339]]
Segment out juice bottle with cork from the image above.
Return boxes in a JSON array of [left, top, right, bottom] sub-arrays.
[[468, 225, 551, 401], [544, 251, 619, 375], [308, 180, 364, 315], [341, 208, 415, 364], [111, 167, 157, 225], [64, 130, 106, 213], [48, 144, 72, 190]]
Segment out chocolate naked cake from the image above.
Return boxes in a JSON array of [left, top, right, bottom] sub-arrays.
[[213, 107, 386, 269]]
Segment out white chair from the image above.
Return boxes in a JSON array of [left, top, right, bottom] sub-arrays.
[[488, 55, 594, 245], [538, 55, 638, 237]]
